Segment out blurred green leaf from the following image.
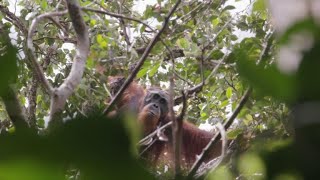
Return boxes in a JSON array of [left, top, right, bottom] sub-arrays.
[[177, 38, 190, 50], [236, 47, 296, 102], [96, 34, 107, 48], [223, 5, 236, 12], [238, 153, 266, 180], [227, 129, 242, 139], [0, 39, 18, 96], [226, 87, 232, 99], [253, 0, 266, 13], [149, 62, 161, 77], [297, 40, 320, 101], [207, 166, 234, 180], [0, 114, 153, 179], [137, 68, 148, 78], [279, 19, 320, 45]]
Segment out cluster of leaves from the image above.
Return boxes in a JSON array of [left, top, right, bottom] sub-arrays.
[[0, 0, 300, 179]]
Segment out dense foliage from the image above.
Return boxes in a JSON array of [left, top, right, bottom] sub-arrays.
[[2, 0, 319, 179]]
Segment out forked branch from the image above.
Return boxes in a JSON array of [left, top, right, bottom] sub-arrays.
[[48, 0, 90, 127]]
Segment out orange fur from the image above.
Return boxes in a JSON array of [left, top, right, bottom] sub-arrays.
[[107, 76, 222, 168], [138, 104, 161, 135]]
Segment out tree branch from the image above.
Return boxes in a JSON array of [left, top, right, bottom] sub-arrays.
[[168, 76, 181, 177], [0, 22, 29, 131], [173, 8, 253, 105], [103, 0, 182, 115], [0, 5, 28, 35], [48, 0, 90, 127], [188, 87, 252, 177], [1, 86, 30, 131], [176, 91, 187, 122], [138, 121, 173, 146], [172, 87, 184, 178], [27, 10, 68, 94], [81, 7, 155, 33], [27, 77, 38, 129], [173, 16, 236, 105], [195, 122, 228, 178]]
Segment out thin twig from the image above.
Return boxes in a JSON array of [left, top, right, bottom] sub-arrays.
[[169, 76, 181, 177], [173, 18, 235, 104], [27, 10, 68, 94], [138, 121, 173, 145], [117, 1, 131, 47], [103, 0, 182, 115], [174, 71, 193, 86], [173, 51, 228, 105], [188, 32, 274, 177], [82, 7, 155, 32], [139, 138, 157, 156], [195, 122, 227, 178], [47, 16, 69, 36], [176, 91, 187, 122], [82, 6, 176, 66], [175, 90, 185, 178], [173, 2, 255, 105], [188, 87, 252, 177], [0, 5, 28, 35]]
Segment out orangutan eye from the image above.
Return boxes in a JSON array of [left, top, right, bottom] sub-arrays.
[[153, 94, 160, 99], [160, 98, 166, 104]]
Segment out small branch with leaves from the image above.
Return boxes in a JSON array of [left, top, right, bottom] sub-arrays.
[[0, 22, 29, 131], [188, 87, 252, 177], [25, 0, 89, 129], [48, 0, 90, 128], [187, 32, 274, 178], [103, 0, 182, 115]]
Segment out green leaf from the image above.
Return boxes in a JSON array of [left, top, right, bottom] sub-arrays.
[[230, 35, 238, 41], [236, 47, 296, 102], [96, 34, 107, 48], [297, 40, 320, 101], [0, 39, 18, 96], [140, 25, 146, 33], [0, 159, 64, 180], [226, 87, 232, 99], [227, 129, 242, 139], [220, 100, 229, 108], [41, 0, 48, 9], [36, 95, 42, 104], [137, 68, 148, 78], [37, 118, 45, 128], [210, 49, 224, 60], [177, 38, 190, 50], [200, 112, 208, 118], [223, 5, 236, 12], [253, 0, 266, 13], [245, 114, 253, 121], [279, 19, 319, 45], [151, 42, 163, 54], [212, 18, 219, 26], [86, 56, 95, 69], [189, 43, 201, 57], [19, 95, 26, 106], [8, 126, 15, 133], [207, 166, 234, 180], [238, 153, 266, 179], [148, 62, 161, 77], [90, 19, 97, 27]]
